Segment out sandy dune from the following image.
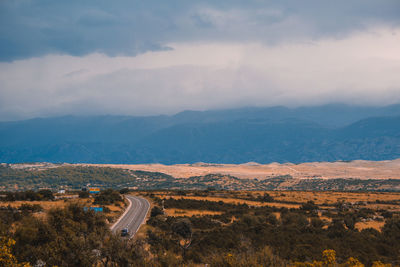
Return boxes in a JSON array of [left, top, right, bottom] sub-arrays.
[[87, 159, 400, 180]]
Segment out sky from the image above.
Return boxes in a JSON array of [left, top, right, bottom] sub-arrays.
[[0, 0, 400, 121]]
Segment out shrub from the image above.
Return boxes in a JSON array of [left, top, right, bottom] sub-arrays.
[[93, 189, 122, 205], [150, 206, 164, 217], [78, 191, 90, 198]]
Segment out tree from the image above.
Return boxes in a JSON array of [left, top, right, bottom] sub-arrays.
[[371, 261, 392, 267], [292, 250, 369, 267], [0, 237, 30, 267], [150, 206, 164, 217], [119, 188, 130, 194], [172, 218, 192, 240], [172, 218, 193, 259], [301, 201, 318, 212], [258, 193, 274, 202], [345, 257, 365, 267], [322, 250, 336, 266], [78, 191, 90, 198], [344, 214, 356, 230], [93, 189, 122, 205], [37, 190, 54, 201]]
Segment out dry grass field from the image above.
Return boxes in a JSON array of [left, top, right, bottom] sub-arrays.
[[355, 221, 385, 231], [0, 196, 125, 222], [252, 191, 400, 205], [164, 208, 222, 217], [157, 195, 301, 209], [0, 198, 87, 210], [147, 190, 400, 233], [153, 190, 400, 211]]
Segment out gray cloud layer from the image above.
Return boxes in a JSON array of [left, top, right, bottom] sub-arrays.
[[1, 0, 400, 61], [1, 1, 400, 120], [1, 30, 399, 120]]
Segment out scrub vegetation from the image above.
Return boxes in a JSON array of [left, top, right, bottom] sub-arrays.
[[1, 189, 399, 266]]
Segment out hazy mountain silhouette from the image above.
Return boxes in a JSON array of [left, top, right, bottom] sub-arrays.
[[1, 104, 399, 163]]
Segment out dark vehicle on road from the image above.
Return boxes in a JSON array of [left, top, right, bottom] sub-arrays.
[[121, 228, 129, 237]]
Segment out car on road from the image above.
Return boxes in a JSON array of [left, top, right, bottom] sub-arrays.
[[121, 228, 129, 237]]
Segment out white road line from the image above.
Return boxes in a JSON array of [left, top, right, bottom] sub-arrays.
[[134, 198, 150, 235], [111, 195, 132, 231], [111, 195, 150, 239], [128, 198, 141, 227]]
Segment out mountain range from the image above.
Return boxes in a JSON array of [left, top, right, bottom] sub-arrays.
[[0, 104, 400, 164]]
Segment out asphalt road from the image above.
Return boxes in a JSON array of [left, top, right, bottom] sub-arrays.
[[111, 195, 150, 238]]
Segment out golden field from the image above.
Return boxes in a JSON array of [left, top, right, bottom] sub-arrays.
[[148, 190, 400, 232]]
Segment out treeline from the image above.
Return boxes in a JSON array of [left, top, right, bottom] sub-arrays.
[[0, 165, 134, 190], [2, 164, 400, 192], [1, 189, 54, 201], [163, 198, 250, 211]]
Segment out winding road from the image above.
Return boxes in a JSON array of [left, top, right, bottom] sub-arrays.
[[111, 195, 150, 238]]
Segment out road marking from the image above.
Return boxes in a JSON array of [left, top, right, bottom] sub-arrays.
[[111, 195, 150, 239], [134, 198, 150, 235], [111, 195, 132, 231]]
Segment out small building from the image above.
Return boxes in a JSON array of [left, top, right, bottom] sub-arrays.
[[89, 187, 100, 194]]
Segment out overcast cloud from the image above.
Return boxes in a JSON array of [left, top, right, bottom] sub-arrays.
[[0, 0, 400, 120]]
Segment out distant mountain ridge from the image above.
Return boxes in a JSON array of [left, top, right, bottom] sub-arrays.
[[0, 104, 400, 164]]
